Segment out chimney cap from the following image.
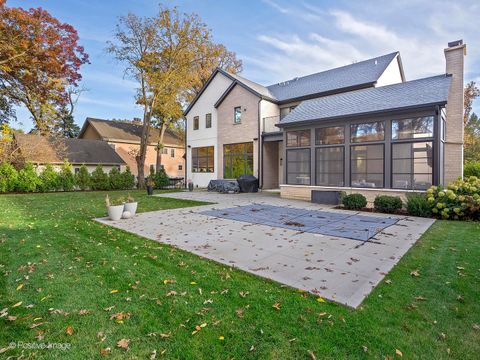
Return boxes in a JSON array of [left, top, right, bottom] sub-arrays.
[[448, 39, 463, 47]]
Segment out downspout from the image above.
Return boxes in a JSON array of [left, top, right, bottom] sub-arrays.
[[258, 98, 262, 189]]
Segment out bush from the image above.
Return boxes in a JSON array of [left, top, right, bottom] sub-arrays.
[[38, 164, 59, 192], [153, 168, 170, 189], [426, 176, 480, 220], [342, 193, 367, 210], [120, 166, 135, 190], [0, 162, 18, 193], [58, 160, 75, 191], [108, 167, 123, 190], [90, 165, 110, 191], [373, 195, 403, 213], [406, 193, 432, 217], [464, 161, 480, 178], [75, 165, 90, 191], [16, 162, 41, 192]]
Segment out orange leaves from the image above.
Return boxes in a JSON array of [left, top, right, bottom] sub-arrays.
[[191, 323, 207, 335], [117, 338, 129, 349], [65, 325, 74, 335], [109, 312, 131, 323]]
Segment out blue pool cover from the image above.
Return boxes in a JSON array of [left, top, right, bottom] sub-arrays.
[[200, 204, 398, 241]]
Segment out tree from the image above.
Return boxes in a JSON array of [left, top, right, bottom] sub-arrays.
[[16, 161, 40, 192], [464, 81, 480, 126], [38, 163, 59, 192], [108, 166, 123, 190], [75, 164, 90, 190], [120, 166, 135, 189], [58, 160, 74, 191], [0, 161, 17, 192], [0, 94, 15, 125], [107, 5, 241, 187], [90, 165, 109, 190], [465, 112, 480, 162], [0, 1, 89, 133], [55, 113, 80, 138]]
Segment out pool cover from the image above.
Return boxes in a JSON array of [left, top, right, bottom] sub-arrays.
[[200, 204, 398, 241]]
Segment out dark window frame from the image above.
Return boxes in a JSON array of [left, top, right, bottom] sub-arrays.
[[205, 113, 212, 128], [191, 146, 214, 173], [234, 106, 242, 124], [350, 143, 385, 188], [286, 129, 311, 147], [315, 125, 345, 145], [391, 116, 434, 140], [286, 148, 311, 185], [193, 116, 199, 130], [223, 142, 253, 178], [315, 145, 345, 187], [350, 121, 385, 143], [170, 148, 175, 158]]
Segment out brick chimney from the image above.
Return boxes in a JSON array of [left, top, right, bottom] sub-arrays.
[[444, 40, 467, 183]]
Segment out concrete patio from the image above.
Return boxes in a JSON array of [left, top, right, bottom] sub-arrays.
[[96, 191, 434, 308]]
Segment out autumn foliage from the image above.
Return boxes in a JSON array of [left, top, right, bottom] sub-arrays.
[[0, 0, 89, 132]]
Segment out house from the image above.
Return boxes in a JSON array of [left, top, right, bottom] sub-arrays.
[[13, 133, 126, 173], [78, 118, 185, 179], [184, 40, 466, 201]]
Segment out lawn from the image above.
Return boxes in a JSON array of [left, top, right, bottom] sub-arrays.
[[0, 191, 479, 359]]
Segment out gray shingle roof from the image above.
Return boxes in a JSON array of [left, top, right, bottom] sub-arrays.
[[63, 138, 126, 165], [267, 52, 400, 102], [225, 71, 277, 100], [278, 74, 451, 126]]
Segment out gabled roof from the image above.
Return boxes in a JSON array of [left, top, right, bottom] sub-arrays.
[[14, 134, 126, 165], [267, 52, 401, 103], [278, 74, 451, 127], [78, 118, 184, 147], [184, 52, 402, 115]]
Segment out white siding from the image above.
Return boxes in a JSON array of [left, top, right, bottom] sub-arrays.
[[375, 56, 403, 87], [186, 72, 233, 187]]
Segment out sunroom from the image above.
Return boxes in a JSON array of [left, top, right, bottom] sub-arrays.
[[277, 75, 451, 193]]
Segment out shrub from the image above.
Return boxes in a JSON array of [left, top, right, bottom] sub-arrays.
[[373, 195, 403, 213], [153, 168, 170, 189], [75, 165, 90, 191], [39, 164, 59, 192], [120, 166, 135, 190], [464, 161, 480, 178], [58, 160, 75, 191], [90, 165, 110, 191], [426, 176, 480, 220], [342, 193, 367, 210], [0, 162, 18, 193], [108, 167, 123, 190], [406, 193, 432, 217], [16, 162, 41, 192]]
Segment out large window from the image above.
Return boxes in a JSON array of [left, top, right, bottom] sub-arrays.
[[286, 130, 310, 147], [192, 146, 214, 173], [392, 142, 433, 190], [286, 149, 310, 185], [223, 142, 253, 178], [234, 107, 242, 124], [316, 147, 344, 186], [351, 121, 385, 142], [316, 126, 344, 145], [392, 116, 434, 139], [351, 144, 384, 188]]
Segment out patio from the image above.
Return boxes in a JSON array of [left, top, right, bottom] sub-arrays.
[[96, 191, 434, 308]]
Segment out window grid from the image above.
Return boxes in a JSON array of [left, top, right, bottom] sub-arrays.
[[192, 146, 214, 173]]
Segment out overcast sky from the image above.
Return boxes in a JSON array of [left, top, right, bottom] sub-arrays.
[[9, 0, 480, 131]]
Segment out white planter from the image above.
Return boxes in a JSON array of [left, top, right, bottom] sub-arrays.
[[107, 205, 124, 221], [124, 202, 138, 216]]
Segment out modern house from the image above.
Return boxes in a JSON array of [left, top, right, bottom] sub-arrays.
[[78, 118, 185, 178], [14, 133, 126, 173], [184, 41, 466, 201]]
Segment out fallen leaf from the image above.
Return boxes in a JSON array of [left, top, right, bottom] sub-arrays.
[[66, 326, 74, 335], [219, 336, 225, 341], [395, 349, 403, 357], [150, 349, 157, 359], [190, 281, 197, 285], [110, 290, 119, 294], [316, 297, 325, 303], [117, 338, 129, 349], [163, 279, 175, 285], [16, 284, 24, 291], [0, 348, 8, 354], [7, 316, 17, 321], [235, 308, 244, 318], [12, 301, 22, 308], [415, 296, 427, 301], [79, 309, 90, 315], [272, 302, 281, 310], [159, 333, 170, 338], [473, 324, 480, 331], [410, 269, 420, 277], [362, 346, 368, 352], [100, 348, 111, 356], [307, 350, 317, 359]]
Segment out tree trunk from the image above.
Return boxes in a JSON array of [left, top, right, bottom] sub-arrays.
[[136, 106, 153, 188], [155, 123, 168, 172]]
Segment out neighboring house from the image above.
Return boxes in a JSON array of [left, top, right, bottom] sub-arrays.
[[14, 133, 126, 173], [185, 40, 466, 201], [78, 118, 185, 178]]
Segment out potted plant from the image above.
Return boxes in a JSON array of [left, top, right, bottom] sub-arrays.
[[124, 194, 138, 216], [105, 195, 124, 221], [188, 179, 194, 192], [146, 177, 155, 195]]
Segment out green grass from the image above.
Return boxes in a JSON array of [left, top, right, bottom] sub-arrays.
[[0, 191, 479, 359]]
